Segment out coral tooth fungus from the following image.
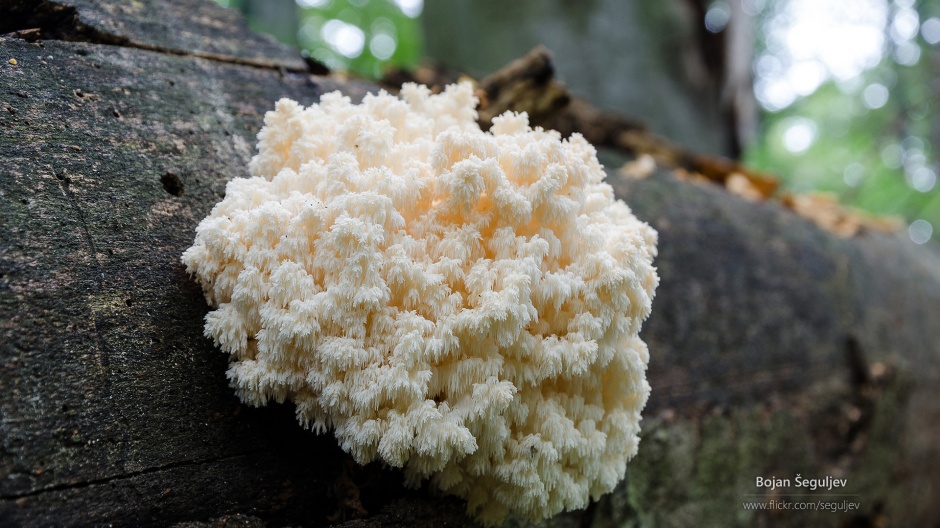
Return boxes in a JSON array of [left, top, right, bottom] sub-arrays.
[[183, 82, 658, 525]]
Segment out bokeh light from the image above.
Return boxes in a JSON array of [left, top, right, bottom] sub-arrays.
[[322, 18, 366, 57], [843, 163, 865, 187], [705, 1, 732, 33], [291, 0, 422, 77], [782, 118, 816, 154], [392, 0, 422, 18], [909, 219, 934, 244], [862, 83, 889, 109], [755, 0, 887, 112], [370, 33, 396, 60], [921, 17, 940, 44], [908, 167, 937, 193]]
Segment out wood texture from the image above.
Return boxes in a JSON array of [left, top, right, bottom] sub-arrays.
[[1, 1, 939, 527], [1, 0, 307, 70]]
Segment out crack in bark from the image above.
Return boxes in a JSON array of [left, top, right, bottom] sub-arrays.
[[0, 450, 261, 501], [114, 40, 310, 73], [54, 172, 112, 375], [1, 0, 311, 73], [56, 173, 99, 268]]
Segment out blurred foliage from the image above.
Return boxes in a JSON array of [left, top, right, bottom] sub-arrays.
[[215, 0, 422, 78], [295, 0, 422, 78], [217, 0, 937, 243], [744, 0, 940, 243]]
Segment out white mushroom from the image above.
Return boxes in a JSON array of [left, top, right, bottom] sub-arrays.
[[182, 82, 659, 526]]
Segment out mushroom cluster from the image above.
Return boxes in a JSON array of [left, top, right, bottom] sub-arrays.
[[182, 83, 658, 525]]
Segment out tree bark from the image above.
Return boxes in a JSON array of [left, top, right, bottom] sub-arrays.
[[1, 1, 939, 527]]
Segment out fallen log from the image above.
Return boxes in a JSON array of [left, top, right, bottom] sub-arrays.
[[1, 1, 938, 527]]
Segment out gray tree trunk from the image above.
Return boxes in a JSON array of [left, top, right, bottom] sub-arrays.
[[421, 0, 748, 157], [1, 1, 939, 527]]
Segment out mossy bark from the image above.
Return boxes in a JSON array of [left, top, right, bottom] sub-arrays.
[[1, 1, 939, 527]]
